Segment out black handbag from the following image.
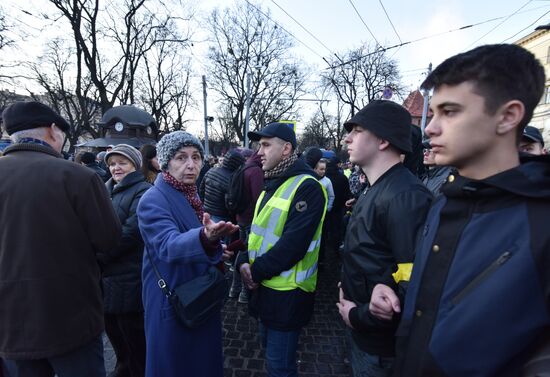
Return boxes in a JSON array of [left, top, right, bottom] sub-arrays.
[[146, 248, 227, 328]]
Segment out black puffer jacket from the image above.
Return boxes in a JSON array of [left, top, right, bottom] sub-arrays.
[[100, 171, 151, 313], [199, 150, 245, 218]]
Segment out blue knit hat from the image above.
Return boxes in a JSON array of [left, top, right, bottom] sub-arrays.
[[156, 131, 204, 171]]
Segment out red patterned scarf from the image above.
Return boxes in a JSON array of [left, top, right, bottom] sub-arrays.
[[163, 172, 204, 222]]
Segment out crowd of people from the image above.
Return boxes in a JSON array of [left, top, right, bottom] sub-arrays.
[[0, 43, 549, 377]]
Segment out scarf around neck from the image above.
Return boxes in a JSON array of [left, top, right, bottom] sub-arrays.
[[163, 172, 204, 222], [264, 152, 298, 179]]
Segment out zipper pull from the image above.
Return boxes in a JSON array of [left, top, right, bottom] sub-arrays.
[[497, 251, 512, 265]]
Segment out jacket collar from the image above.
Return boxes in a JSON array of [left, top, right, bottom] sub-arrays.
[[3, 143, 61, 159]]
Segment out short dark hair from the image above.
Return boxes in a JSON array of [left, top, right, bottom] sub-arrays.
[[421, 44, 545, 139]]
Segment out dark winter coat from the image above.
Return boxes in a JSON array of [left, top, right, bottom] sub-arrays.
[[239, 159, 327, 331], [199, 150, 245, 218], [0, 143, 121, 359], [236, 153, 264, 225], [422, 166, 452, 195], [138, 174, 224, 377], [85, 161, 110, 182], [341, 163, 433, 357], [326, 160, 352, 211], [100, 171, 151, 313], [394, 156, 550, 377]]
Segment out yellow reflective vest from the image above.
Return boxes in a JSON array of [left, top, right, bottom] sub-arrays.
[[248, 174, 327, 292]]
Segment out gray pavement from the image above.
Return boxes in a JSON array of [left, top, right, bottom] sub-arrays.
[[104, 251, 350, 377]]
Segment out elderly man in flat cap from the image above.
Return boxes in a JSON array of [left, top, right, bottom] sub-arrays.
[[0, 101, 121, 377], [337, 100, 433, 377]]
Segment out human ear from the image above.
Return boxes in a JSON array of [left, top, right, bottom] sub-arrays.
[[496, 100, 525, 136], [378, 139, 391, 151]]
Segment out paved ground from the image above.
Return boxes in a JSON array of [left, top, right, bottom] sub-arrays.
[[105, 250, 350, 377]]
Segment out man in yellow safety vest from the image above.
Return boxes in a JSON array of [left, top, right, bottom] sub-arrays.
[[239, 122, 327, 377]]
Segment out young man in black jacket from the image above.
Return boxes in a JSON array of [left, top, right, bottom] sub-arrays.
[[337, 100, 433, 377], [370, 44, 550, 376], [239, 122, 327, 377]]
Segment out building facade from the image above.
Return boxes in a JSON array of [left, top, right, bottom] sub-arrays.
[[516, 25, 550, 145]]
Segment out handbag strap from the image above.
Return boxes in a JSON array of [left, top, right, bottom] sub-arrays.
[[144, 247, 173, 298]]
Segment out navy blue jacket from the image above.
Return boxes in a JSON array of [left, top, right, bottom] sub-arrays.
[[394, 155, 550, 377]]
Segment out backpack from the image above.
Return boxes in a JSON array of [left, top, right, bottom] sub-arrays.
[[225, 164, 253, 215]]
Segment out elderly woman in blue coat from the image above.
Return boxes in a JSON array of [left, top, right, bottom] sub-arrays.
[[137, 131, 238, 377]]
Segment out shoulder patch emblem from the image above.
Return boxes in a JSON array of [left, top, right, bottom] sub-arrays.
[[295, 201, 308, 212]]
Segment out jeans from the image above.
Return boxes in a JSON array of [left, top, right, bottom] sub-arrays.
[[231, 224, 251, 295], [259, 323, 301, 377], [347, 329, 394, 377], [3, 335, 105, 377]]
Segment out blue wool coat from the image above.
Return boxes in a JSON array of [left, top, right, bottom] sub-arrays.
[[137, 174, 224, 377]]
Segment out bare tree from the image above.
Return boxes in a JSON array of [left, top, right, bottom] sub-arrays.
[[28, 39, 101, 152], [0, 6, 19, 86], [48, 0, 192, 114], [138, 26, 194, 134], [322, 43, 405, 118], [205, 1, 306, 143], [298, 110, 332, 151]]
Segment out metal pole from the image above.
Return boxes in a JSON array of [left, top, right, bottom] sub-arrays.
[[420, 63, 432, 138], [202, 75, 209, 157], [244, 72, 252, 148]]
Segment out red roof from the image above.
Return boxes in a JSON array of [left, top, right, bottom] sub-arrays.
[[402, 90, 432, 117]]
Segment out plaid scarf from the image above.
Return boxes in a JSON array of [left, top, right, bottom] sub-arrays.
[[264, 152, 298, 179], [163, 172, 204, 222]]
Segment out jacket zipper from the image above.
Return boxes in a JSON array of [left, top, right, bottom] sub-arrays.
[[451, 251, 513, 306]]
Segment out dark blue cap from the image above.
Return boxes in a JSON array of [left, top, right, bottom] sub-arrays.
[[522, 126, 544, 147], [248, 122, 297, 148]]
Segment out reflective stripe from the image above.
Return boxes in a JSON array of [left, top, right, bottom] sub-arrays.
[[296, 262, 317, 283], [392, 263, 413, 283], [280, 174, 308, 199], [307, 239, 319, 253], [279, 269, 293, 278], [257, 208, 282, 257], [250, 223, 265, 236]]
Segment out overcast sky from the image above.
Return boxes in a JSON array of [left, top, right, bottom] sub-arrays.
[[2, 0, 549, 135]]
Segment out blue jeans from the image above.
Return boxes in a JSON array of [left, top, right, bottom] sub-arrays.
[[3, 335, 105, 377], [259, 323, 301, 377], [347, 329, 394, 377]]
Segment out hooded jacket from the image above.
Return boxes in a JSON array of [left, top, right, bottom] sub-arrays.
[[235, 152, 264, 225], [341, 163, 433, 357], [240, 158, 326, 330], [394, 155, 550, 377], [199, 150, 245, 218]]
